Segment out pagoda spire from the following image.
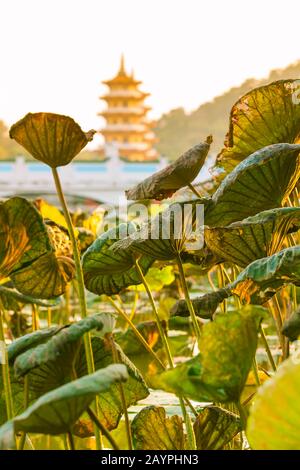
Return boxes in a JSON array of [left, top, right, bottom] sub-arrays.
[[118, 54, 126, 76]]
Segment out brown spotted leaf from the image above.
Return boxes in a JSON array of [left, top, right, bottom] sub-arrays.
[[11, 252, 75, 299], [9, 113, 95, 168], [194, 406, 241, 450], [216, 80, 300, 173], [131, 406, 186, 450], [0, 197, 52, 280], [205, 207, 300, 268]]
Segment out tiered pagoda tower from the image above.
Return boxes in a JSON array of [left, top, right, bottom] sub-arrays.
[[100, 56, 159, 162]]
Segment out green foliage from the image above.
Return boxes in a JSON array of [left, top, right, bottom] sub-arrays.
[[0, 365, 128, 449], [155, 62, 300, 160]]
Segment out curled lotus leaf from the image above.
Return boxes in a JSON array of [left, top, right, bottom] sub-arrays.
[[112, 199, 207, 261], [125, 137, 212, 201], [216, 80, 300, 173], [171, 287, 230, 319], [205, 207, 300, 268], [82, 223, 154, 296], [9, 112, 95, 168], [231, 246, 300, 304], [205, 143, 300, 227]]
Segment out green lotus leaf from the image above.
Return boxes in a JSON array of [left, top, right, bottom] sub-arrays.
[[0, 197, 52, 280], [126, 138, 212, 201], [0, 369, 36, 425], [170, 288, 230, 319], [112, 200, 206, 261], [13, 315, 105, 378], [0, 285, 60, 310], [75, 337, 149, 430], [216, 80, 300, 173], [8, 326, 64, 364], [11, 251, 75, 299], [282, 307, 300, 341], [153, 309, 262, 403], [205, 207, 300, 267], [82, 223, 154, 296], [10, 317, 148, 431], [231, 246, 300, 304], [194, 406, 241, 450], [9, 113, 95, 168], [0, 365, 128, 449], [205, 144, 300, 227], [247, 355, 300, 449], [131, 406, 186, 450]]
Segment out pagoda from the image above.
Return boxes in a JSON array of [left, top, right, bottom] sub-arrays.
[[100, 56, 159, 162]]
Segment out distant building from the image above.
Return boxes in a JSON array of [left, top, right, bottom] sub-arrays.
[[100, 55, 159, 162]]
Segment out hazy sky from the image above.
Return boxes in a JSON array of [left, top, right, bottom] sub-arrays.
[[1, 0, 300, 135]]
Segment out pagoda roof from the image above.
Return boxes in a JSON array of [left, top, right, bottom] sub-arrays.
[[102, 55, 142, 86]]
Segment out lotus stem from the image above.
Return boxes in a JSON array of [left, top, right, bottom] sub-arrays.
[[135, 259, 174, 366], [47, 307, 52, 327], [135, 259, 197, 450], [236, 401, 248, 430], [176, 254, 202, 346], [51, 167, 102, 450], [187, 183, 202, 199], [108, 334, 133, 450], [128, 289, 139, 327], [0, 302, 14, 420], [106, 295, 165, 370], [31, 304, 40, 331], [18, 375, 30, 450], [259, 325, 277, 372], [252, 357, 261, 386], [67, 431, 75, 451], [87, 406, 120, 451]]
